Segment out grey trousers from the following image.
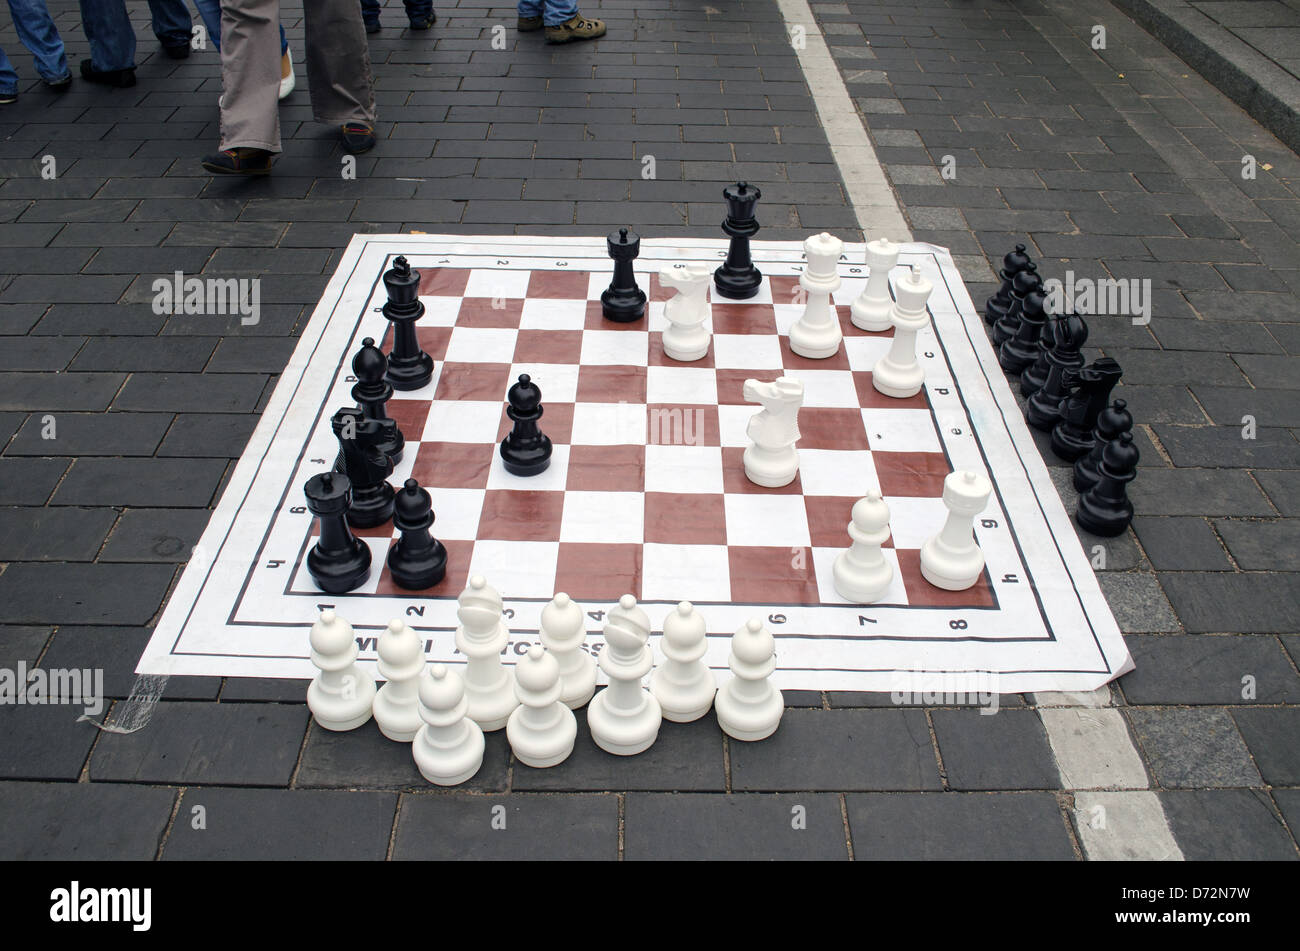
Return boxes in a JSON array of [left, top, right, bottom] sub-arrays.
[[219, 0, 376, 152]]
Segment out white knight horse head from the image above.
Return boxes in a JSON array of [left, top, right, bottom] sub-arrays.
[[743, 376, 804, 447]]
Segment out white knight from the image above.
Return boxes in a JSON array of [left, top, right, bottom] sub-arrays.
[[659, 263, 712, 362], [742, 376, 804, 488]]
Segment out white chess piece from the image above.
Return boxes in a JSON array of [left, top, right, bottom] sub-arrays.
[[306, 608, 377, 732], [715, 617, 784, 742], [455, 575, 519, 731], [507, 645, 578, 768], [660, 263, 712, 362], [412, 663, 485, 786], [372, 618, 425, 742], [650, 601, 716, 723], [539, 592, 596, 709], [851, 237, 901, 331], [788, 232, 843, 359], [832, 491, 895, 603], [587, 594, 662, 755], [742, 376, 804, 487], [872, 265, 932, 398], [920, 470, 994, 591]]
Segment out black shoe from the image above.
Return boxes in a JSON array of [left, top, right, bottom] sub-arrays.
[[409, 13, 436, 29], [201, 147, 274, 175], [365, 19, 381, 33], [161, 42, 191, 60], [43, 74, 72, 94], [341, 121, 377, 154], [80, 59, 137, 87]]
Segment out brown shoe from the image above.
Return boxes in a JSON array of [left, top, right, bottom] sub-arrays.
[[517, 15, 542, 31], [545, 14, 605, 43]]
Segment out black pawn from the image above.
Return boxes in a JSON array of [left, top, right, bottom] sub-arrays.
[[331, 407, 395, 528], [1075, 431, 1138, 537], [381, 256, 434, 391], [1051, 358, 1123, 461], [305, 471, 372, 594], [387, 478, 447, 590], [352, 336, 404, 464], [992, 262, 1041, 348], [1025, 312, 1088, 432], [601, 227, 647, 323], [713, 181, 762, 300], [500, 374, 552, 476], [1074, 399, 1132, 492], [985, 243, 1032, 325], [998, 288, 1047, 375]]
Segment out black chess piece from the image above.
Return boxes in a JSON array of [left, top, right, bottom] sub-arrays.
[[331, 407, 395, 527], [499, 373, 553, 476], [1019, 312, 1056, 397], [386, 478, 448, 590], [601, 227, 647, 322], [304, 471, 372, 594], [381, 256, 434, 391], [1075, 431, 1138, 537], [1025, 312, 1087, 432], [352, 336, 404, 464], [998, 288, 1047, 375], [1051, 358, 1123, 461], [713, 181, 762, 300], [1074, 398, 1132, 492], [992, 262, 1041, 348], [985, 243, 1033, 325]]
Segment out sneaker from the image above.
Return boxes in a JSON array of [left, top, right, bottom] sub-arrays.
[[545, 14, 605, 43], [365, 19, 381, 33], [279, 47, 295, 100], [80, 59, 137, 87], [408, 13, 436, 29], [201, 147, 274, 175], [161, 42, 191, 60], [0, 91, 16, 105], [341, 121, 377, 153], [43, 74, 72, 93], [517, 15, 542, 31]]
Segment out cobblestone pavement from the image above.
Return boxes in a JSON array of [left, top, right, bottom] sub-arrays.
[[0, 0, 1295, 859]]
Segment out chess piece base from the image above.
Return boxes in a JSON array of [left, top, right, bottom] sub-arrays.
[[346, 482, 396, 528], [832, 549, 894, 604], [788, 325, 843, 360], [1025, 391, 1064, 432], [587, 691, 662, 756], [385, 351, 434, 392], [715, 687, 783, 742], [985, 296, 1010, 325], [413, 722, 485, 786], [850, 298, 893, 332], [743, 445, 799, 488], [1020, 363, 1048, 397], [919, 537, 985, 591], [560, 653, 598, 710], [871, 361, 924, 399], [712, 267, 761, 300], [650, 668, 717, 723], [306, 542, 372, 594], [307, 677, 376, 732], [1050, 426, 1093, 462], [507, 708, 577, 768], [662, 332, 710, 362], [1073, 456, 1101, 492], [600, 288, 646, 323], [998, 338, 1038, 375], [464, 679, 518, 733], [386, 539, 447, 590], [500, 440, 552, 476], [1075, 495, 1133, 538], [372, 689, 423, 742]]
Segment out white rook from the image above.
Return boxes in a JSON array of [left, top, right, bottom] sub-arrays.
[[920, 470, 993, 591], [788, 232, 843, 359], [851, 237, 901, 332]]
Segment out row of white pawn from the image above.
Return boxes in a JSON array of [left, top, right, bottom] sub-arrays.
[[306, 578, 784, 786]]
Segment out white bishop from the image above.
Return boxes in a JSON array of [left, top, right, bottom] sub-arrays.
[[455, 575, 518, 731], [587, 594, 662, 756]]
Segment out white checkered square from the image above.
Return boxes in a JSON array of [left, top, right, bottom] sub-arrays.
[[798, 448, 880, 497], [646, 365, 719, 405], [724, 494, 811, 548], [797, 369, 860, 408], [580, 329, 649, 366], [881, 495, 949, 549], [486, 443, 571, 491], [641, 543, 731, 602], [520, 298, 588, 330], [561, 491, 644, 543], [421, 400, 501, 442], [427, 487, 487, 540], [717, 404, 753, 447], [843, 334, 894, 371], [468, 540, 559, 597], [644, 444, 725, 494], [464, 268, 530, 299], [444, 326, 518, 363], [570, 402, 647, 445], [712, 333, 784, 369], [861, 408, 942, 453]]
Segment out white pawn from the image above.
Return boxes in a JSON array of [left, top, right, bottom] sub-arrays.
[[306, 608, 377, 732], [413, 664, 484, 786], [650, 601, 717, 723], [507, 645, 578, 768], [921, 470, 993, 591], [872, 265, 932, 399], [788, 232, 843, 359], [660, 263, 712, 362], [372, 618, 425, 742], [742, 375, 804, 488], [540, 592, 596, 709], [851, 237, 901, 331], [587, 594, 661, 756], [832, 491, 895, 603], [455, 575, 518, 731], [716, 618, 783, 741]]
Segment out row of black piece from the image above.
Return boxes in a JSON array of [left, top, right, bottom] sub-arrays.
[[984, 245, 1136, 537]]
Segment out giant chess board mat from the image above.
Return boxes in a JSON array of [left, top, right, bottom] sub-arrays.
[[138, 234, 1133, 692]]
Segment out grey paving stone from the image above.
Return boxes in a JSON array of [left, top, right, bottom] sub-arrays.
[[1161, 571, 1300, 632], [1160, 789, 1298, 860], [0, 336, 83, 372], [624, 793, 848, 860], [112, 372, 268, 413], [0, 372, 126, 411], [162, 787, 396, 860], [32, 304, 165, 336], [1103, 350, 1249, 387], [220, 678, 307, 702], [1231, 707, 1300, 786], [847, 791, 1075, 860], [205, 337, 297, 374], [39, 626, 221, 701], [1132, 517, 1232, 570], [0, 626, 51, 666], [51, 457, 227, 507], [1120, 634, 1300, 705], [156, 413, 258, 458], [1127, 707, 1260, 788], [510, 711, 725, 792], [69, 337, 218, 373], [1192, 386, 1300, 429], [729, 709, 940, 791], [931, 708, 1060, 790], [98, 508, 212, 563], [1154, 424, 1300, 469], [1273, 788, 1300, 847], [0, 781, 176, 859], [0, 703, 99, 780], [1215, 518, 1300, 570], [0, 563, 174, 625], [1256, 470, 1300, 515], [0, 506, 116, 561], [297, 717, 510, 792], [90, 701, 308, 786], [6, 411, 172, 456], [392, 793, 619, 860], [0, 458, 67, 505], [1097, 572, 1180, 632], [1129, 468, 1275, 516]]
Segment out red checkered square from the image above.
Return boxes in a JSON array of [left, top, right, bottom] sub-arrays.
[[516, 329, 583, 365], [416, 326, 453, 363], [375, 537, 475, 596], [479, 490, 565, 542], [385, 399, 432, 440], [648, 333, 716, 367], [853, 370, 930, 410], [728, 545, 821, 604], [528, 270, 591, 300], [780, 334, 852, 372], [644, 492, 728, 545], [895, 548, 995, 608], [456, 298, 525, 328], [576, 364, 647, 403], [711, 303, 778, 336], [410, 441, 494, 490], [567, 444, 646, 492], [798, 407, 870, 450], [418, 267, 470, 297], [720, 447, 804, 495], [802, 495, 893, 549], [874, 451, 951, 498], [434, 362, 513, 401], [645, 404, 720, 447], [555, 543, 643, 601]]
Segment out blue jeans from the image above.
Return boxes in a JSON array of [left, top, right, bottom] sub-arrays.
[[192, 0, 288, 54], [516, 0, 577, 26], [1, 0, 70, 90], [359, 0, 435, 26], [78, 0, 135, 71], [149, 0, 193, 46]]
